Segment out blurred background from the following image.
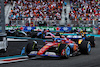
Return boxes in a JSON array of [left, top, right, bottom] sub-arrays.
[[3, 0, 100, 34]]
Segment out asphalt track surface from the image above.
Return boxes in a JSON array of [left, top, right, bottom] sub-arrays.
[[0, 38, 100, 67]]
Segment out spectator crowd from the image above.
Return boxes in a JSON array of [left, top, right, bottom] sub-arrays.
[[69, 0, 100, 21], [4, 0, 14, 6], [5, 0, 100, 27], [8, 0, 63, 22]]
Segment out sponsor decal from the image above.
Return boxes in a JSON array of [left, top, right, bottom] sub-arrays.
[[23, 26, 35, 32], [38, 49, 45, 55], [27, 27, 32, 30], [61, 49, 65, 56], [44, 46, 49, 48], [38, 46, 49, 55], [36, 26, 55, 31], [20, 26, 24, 30], [6, 26, 21, 30], [60, 27, 72, 32], [56, 27, 60, 31], [72, 27, 93, 32], [63, 27, 68, 31], [6, 26, 93, 32]]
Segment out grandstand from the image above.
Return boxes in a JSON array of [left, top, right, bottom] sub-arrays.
[[5, 0, 63, 26], [4, 0, 100, 27], [69, 0, 100, 27]]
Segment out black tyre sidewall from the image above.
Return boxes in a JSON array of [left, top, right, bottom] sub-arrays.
[[25, 43, 34, 55], [79, 41, 91, 54], [59, 44, 70, 58]]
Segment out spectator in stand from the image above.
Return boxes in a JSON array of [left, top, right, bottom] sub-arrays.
[[64, 8, 66, 14], [4, 0, 8, 6], [64, 1, 67, 6], [4, 0, 13, 6]]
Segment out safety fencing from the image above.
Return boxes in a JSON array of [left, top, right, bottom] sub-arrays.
[[9, 20, 100, 27], [70, 20, 99, 27], [9, 20, 61, 27]]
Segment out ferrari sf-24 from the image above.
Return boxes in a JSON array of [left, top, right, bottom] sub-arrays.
[[25, 33, 92, 59]]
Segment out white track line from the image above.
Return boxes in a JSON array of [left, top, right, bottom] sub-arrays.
[[7, 38, 28, 41]]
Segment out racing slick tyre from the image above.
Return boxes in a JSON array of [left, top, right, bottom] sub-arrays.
[[85, 36, 95, 47], [79, 41, 91, 54], [59, 44, 70, 59], [25, 41, 38, 58], [89, 36, 95, 47]]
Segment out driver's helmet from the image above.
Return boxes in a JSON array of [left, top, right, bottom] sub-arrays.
[[54, 38, 61, 42]]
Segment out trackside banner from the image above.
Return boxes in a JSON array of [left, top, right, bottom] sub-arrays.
[[72, 27, 93, 32], [5, 26, 36, 32], [23, 26, 36, 32], [36, 26, 56, 31], [5, 26, 21, 30], [5, 26, 93, 32], [36, 26, 72, 32]]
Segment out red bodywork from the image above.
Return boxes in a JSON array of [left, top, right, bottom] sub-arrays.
[[37, 37, 78, 56]]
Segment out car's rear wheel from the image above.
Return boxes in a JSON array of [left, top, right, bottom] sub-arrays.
[[85, 36, 95, 47], [64, 45, 70, 58], [79, 41, 91, 54], [59, 44, 70, 59], [89, 36, 95, 47]]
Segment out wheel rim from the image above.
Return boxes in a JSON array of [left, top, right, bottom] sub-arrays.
[[65, 46, 70, 56], [88, 44, 91, 52]]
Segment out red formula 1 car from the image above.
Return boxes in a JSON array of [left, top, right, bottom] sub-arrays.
[[25, 34, 91, 58]]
